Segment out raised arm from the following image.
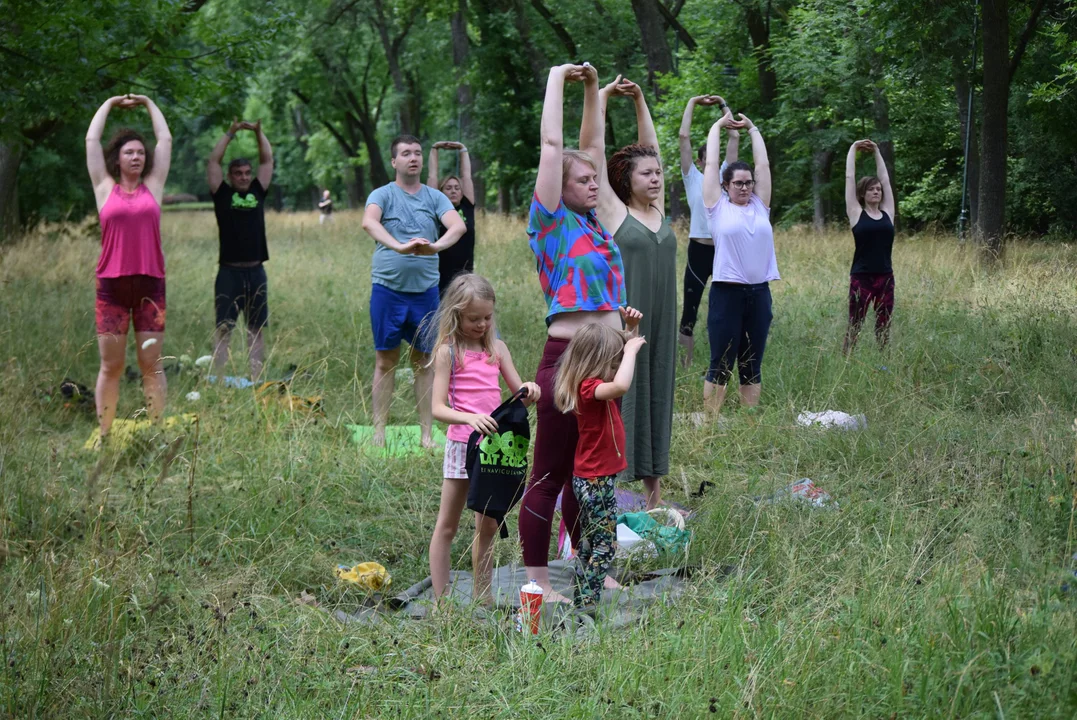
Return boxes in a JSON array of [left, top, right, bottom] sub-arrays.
[[207, 119, 241, 194], [86, 96, 124, 208], [594, 336, 647, 401], [253, 121, 273, 189], [459, 146, 474, 204], [703, 116, 731, 208], [872, 142, 895, 219], [536, 64, 585, 210], [725, 127, 740, 164], [738, 115, 770, 208], [131, 95, 172, 203], [678, 97, 699, 176], [594, 75, 623, 221], [844, 142, 862, 226], [426, 144, 440, 189], [630, 81, 664, 214]]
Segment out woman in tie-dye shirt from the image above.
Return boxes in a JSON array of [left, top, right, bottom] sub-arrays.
[[519, 62, 636, 604]]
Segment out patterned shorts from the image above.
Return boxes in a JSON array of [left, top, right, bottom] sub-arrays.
[[442, 439, 469, 480], [95, 275, 166, 335]]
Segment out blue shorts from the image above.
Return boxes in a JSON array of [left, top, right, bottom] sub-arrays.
[[370, 283, 439, 354]]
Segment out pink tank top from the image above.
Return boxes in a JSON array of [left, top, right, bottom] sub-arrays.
[[96, 184, 165, 279], [446, 348, 503, 442]]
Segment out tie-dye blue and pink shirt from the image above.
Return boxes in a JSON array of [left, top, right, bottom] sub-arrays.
[[527, 194, 626, 321]]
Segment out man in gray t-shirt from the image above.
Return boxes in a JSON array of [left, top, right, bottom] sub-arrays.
[[362, 134, 465, 448]]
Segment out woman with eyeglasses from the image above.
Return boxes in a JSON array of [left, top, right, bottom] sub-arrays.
[[700, 110, 778, 416], [842, 139, 895, 353]]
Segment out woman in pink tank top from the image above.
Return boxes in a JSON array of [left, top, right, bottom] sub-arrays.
[[85, 94, 173, 442]]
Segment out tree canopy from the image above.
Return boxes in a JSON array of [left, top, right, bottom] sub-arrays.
[[3, 0, 1076, 247]]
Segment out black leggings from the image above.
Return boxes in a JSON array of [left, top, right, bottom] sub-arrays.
[[679, 240, 715, 336], [705, 282, 772, 386]]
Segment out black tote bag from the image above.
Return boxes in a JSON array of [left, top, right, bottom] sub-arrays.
[[465, 387, 531, 538]]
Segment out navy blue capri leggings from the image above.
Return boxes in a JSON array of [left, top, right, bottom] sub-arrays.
[[705, 281, 773, 386]]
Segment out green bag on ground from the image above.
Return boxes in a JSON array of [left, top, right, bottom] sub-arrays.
[[616, 510, 691, 555]]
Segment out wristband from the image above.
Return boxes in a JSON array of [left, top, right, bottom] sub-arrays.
[[749, 127, 761, 134], [460, 148, 468, 153]]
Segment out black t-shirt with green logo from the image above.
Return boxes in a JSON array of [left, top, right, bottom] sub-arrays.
[[212, 178, 269, 264]]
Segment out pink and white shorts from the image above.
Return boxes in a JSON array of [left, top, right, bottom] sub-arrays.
[[442, 439, 469, 480]]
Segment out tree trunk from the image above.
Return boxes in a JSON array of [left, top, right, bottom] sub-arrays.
[[372, 0, 416, 134], [0, 142, 21, 243], [743, 5, 777, 107], [954, 64, 980, 232], [452, 0, 484, 207], [976, 0, 1009, 260], [811, 148, 834, 232], [869, 51, 898, 230], [630, 0, 674, 99], [498, 183, 511, 214], [350, 165, 366, 208]]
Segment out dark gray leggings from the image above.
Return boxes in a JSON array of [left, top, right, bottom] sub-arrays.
[[705, 282, 773, 386]]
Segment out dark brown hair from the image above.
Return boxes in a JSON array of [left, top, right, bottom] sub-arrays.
[[607, 143, 660, 204], [697, 144, 707, 165], [228, 158, 252, 174], [721, 161, 753, 187], [104, 128, 153, 180], [856, 176, 883, 205], [390, 134, 422, 158]]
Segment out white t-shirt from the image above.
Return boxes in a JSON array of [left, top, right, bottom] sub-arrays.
[[682, 163, 726, 242], [705, 193, 780, 285]]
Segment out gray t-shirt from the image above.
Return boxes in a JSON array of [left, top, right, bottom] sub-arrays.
[[366, 182, 455, 293]]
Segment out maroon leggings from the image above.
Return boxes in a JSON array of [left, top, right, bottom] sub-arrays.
[[519, 337, 581, 567], [848, 272, 894, 343]]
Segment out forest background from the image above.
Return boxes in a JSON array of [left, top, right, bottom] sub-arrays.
[[2, 0, 1077, 252]]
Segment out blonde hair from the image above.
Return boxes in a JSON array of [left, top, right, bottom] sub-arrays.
[[562, 149, 597, 183], [428, 273, 500, 369], [553, 323, 627, 413]]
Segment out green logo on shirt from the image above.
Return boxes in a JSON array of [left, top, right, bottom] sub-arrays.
[[479, 431, 529, 468], [231, 193, 259, 210]]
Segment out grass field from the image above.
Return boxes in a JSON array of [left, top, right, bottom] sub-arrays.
[[2, 209, 1077, 718]]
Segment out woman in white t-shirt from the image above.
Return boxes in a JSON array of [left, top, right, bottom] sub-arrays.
[[677, 95, 739, 368], [701, 112, 778, 416]]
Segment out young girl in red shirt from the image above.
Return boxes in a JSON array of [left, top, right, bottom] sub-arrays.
[[553, 309, 644, 608]]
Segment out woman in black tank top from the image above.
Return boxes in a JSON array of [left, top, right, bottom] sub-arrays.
[[843, 140, 896, 354]]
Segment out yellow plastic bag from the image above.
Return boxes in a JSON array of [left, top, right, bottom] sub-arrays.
[[335, 562, 391, 592]]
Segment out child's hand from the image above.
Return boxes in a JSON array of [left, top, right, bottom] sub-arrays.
[[624, 336, 647, 355], [620, 306, 643, 335], [468, 414, 499, 436], [519, 382, 541, 406]]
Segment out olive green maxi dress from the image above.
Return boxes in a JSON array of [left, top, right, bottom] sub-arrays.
[[614, 212, 678, 481]]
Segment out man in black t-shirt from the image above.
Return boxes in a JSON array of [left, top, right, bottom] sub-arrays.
[[207, 119, 274, 379]]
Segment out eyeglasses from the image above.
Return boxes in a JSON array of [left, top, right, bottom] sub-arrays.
[[729, 180, 755, 190]]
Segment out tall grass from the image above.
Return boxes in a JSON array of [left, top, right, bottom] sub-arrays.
[[1, 210, 1075, 717]]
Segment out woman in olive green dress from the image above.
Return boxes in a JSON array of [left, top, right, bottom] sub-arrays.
[[593, 75, 676, 510]]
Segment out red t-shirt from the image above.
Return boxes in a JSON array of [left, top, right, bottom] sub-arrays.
[[574, 378, 627, 478]]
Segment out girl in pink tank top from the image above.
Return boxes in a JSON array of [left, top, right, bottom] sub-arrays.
[[97, 183, 165, 278], [427, 274, 541, 605]]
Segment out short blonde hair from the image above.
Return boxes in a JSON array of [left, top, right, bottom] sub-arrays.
[[553, 323, 627, 414], [562, 149, 597, 182]]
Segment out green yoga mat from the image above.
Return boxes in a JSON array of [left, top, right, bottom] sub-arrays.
[[346, 425, 446, 457]]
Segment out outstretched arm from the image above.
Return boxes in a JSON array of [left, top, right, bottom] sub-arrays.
[[845, 142, 861, 226], [207, 119, 240, 194], [131, 95, 172, 202], [873, 142, 895, 219], [738, 115, 770, 207], [253, 121, 273, 189], [536, 64, 585, 210], [86, 96, 124, 207], [459, 146, 474, 204], [426, 145, 440, 189]]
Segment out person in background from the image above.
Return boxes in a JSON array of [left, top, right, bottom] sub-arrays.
[[677, 94, 739, 368], [207, 118, 275, 380], [318, 189, 333, 224], [85, 94, 173, 441], [362, 134, 466, 448], [426, 141, 477, 296], [843, 139, 896, 353]]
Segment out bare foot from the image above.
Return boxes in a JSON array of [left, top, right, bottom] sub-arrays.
[[603, 575, 622, 590], [678, 333, 694, 369], [372, 429, 386, 447], [420, 434, 438, 449]]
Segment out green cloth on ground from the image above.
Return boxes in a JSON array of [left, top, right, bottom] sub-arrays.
[[615, 213, 678, 480], [617, 511, 691, 555], [346, 424, 446, 457]]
